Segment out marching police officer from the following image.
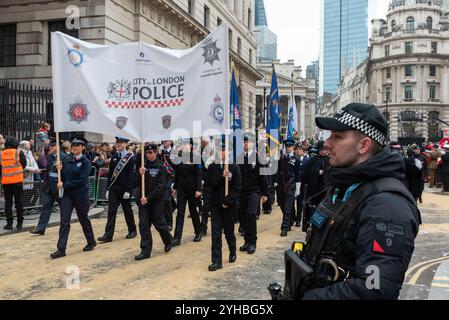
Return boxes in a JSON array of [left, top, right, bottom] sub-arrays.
[[300, 103, 419, 299], [134, 144, 173, 260], [98, 137, 137, 243], [51, 136, 96, 259], [159, 140, 176, 232], [277, 139, 301, 237], [205, 144, 241, 271], [237, 135, 269, 254], [172, 139, 203, 246]]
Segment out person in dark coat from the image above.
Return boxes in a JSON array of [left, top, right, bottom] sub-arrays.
[[205, 144, 241, 271], [301, 103, 419, 300], [404, 148, 423, 202], [440, 144, 449, 192]]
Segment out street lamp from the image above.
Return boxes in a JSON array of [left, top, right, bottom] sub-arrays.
[[378, 88, 390, 141]]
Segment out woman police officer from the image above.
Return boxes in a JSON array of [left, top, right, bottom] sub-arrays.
[[50, 136, 97, 259]]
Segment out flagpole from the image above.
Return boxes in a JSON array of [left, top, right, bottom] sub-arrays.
[[141, 142, 145, 198], [56, 132, 63, 198]]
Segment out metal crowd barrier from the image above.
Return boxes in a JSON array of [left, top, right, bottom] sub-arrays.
[[96, 167, 109, 206]]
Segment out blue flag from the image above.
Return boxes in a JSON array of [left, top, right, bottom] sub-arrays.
[[267, 66, 280, 145], [230, 69, 243, 162]]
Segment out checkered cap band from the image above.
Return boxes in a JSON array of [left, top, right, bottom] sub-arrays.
[[335, 111, 386, 146]]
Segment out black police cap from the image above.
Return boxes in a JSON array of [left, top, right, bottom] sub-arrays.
[[315, 103, 387, 146], [145, 144, 158, 152], [70, 136, 87, 145], [115, 137, 129, 143]]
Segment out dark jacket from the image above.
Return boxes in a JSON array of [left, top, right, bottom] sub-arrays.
[[205, 163, 241, 208], [303, 147, 419, 300], [61, 153, 92, 192], [44, 152, 67, 194], [404, 151, 423, 199], [140, 158, 166, 203], [108, 151, 136, 191], [173, 160, 202, 193], [440, 152, 449, 173], [237, 152, 269, 196]]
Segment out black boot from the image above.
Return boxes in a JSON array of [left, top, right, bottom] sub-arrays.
[[239, 243, 250, 252], [135, 251, 151, 261], [4, 223, 13, 231], [50, 249, 66, 259], [97, 235, 112, 243], [229, 252, 237, 263], [208, 263, 223, 271], [83, 242, 97, 252], [193, 234, 202, 242], [172, 238, 181, 247], [126, 231, 137, 239]]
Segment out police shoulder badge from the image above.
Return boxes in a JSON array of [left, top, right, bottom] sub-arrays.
[[68, 97, 89, 124], [210, 94, 224, 125]]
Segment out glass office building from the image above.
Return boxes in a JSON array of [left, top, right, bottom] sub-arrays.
[[254, 0, 277, 63], [322, 0, 368, 94]]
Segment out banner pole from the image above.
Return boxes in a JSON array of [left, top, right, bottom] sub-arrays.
[[141, 142, 145, 199], [56, 132, 63, 198]]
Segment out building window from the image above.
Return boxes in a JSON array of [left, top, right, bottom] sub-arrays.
[[427, 17, 433, 30], [188, 0, 194, 15], [217, 17, 222, 26], [228, 29, 233, 50], [249, 48, 252, 65], [430, 65, 436, 77], [405, 65, 413, 77], [0, 24, 16, 67], [247, 8, 252, 29], [385, 44, 390, 57], [406, 17, 414, 31], [386, 67, 391, 79], [391, 19, 396, 30], [404, 84, 413, 100], [204, 5, 210, 28], [48, 20, 79, 65], [429, 84, 436, 100], [431, 42, 437, 54], [405, 41, 413, 54], [237, 37, 242, 56]]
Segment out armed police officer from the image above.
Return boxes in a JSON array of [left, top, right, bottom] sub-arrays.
[[237, 135, 269, 255], [98, 137, 137, 243], [51, 136, 96, 259], [296, 103, 419, 299], [278, 139, 301, 237], [135, 144, 173, 260]]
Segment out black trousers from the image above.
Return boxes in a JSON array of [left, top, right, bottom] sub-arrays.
[[163, 177, 175, 230], [174, 188, 201, 240], [3, 183, 24, 225], [281, 190, 296, 231], [238, 192, 260, 245], [104, 185, 136, 239], [211, 206, 236, 264], [138, 201, 172, 255], [295, 193, 304, 225], [57, 189, 95, 250], [201, 190, 211, 232], [442, 172, 449, 192]]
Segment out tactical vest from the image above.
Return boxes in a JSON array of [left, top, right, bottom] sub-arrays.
[[303, 177, 419, 286]]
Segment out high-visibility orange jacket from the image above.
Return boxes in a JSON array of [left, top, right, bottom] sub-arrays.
[[1, 148, 24, 184]]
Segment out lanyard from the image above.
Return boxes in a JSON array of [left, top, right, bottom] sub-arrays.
[[332, 183, 361, 204]]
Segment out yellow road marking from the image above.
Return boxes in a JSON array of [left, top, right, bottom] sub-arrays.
[[405, 257, 449, 279], [409, 261, 445, 285], [433, 276, 449, 282], [431, 283, 449, 289]]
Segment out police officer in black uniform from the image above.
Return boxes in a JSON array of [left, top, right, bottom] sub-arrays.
[[299, 103, 420, 299], [98, 137, 137, 243], [135, 144, 173, 261], [172, 139, 203, 246], [278, 139, 301, 237], [159, 140, 176, 231], [51, 136, 96, 259], [237, 135, 269, 254], [205, 143, 241, 271]]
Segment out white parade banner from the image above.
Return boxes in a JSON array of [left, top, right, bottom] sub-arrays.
[[51, 24, 230, 141]]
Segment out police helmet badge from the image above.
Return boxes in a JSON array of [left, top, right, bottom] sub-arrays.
[[162, 115, 172, 129], [210, 94, 224, 125], [68, 97, 89, 124], [116, 116, 128, 129]]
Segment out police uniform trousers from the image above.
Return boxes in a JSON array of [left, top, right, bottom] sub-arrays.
[[201, 189, 211, 233], [281, 186, 296, 232], [57, 189, 95, 250], [138, 201, 172, 255], [163, 177, 174, 230], [174, 188, 201, 240], [35, 189, 61, 232], [3, 183, 24, 225], [211, 206, 236, 264], [238, 192, 260, 245], [104, 184, 136, 239]]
